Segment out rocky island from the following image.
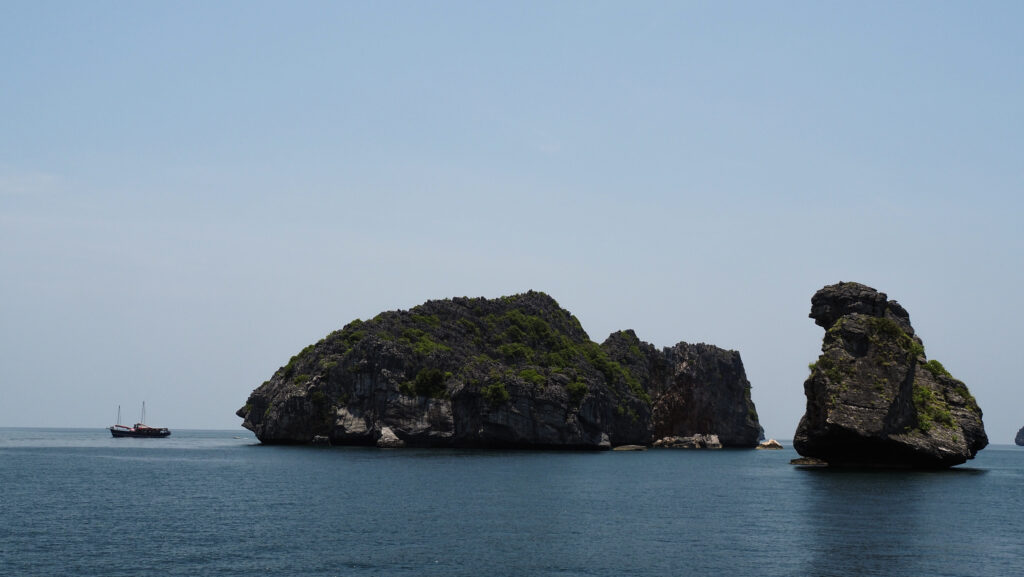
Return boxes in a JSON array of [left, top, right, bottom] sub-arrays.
[[238, 291, 762, 449], [794, 282, 987, 468], [1016, 427, 1024, 447]]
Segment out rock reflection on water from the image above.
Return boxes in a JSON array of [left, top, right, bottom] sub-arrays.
[[795, 466, 990, 577]]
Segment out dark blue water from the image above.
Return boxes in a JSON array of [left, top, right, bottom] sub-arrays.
[[2, 429, 1022, 576]]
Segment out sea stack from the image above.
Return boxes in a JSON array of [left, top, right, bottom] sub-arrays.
[[601, 330, 763, 447], [793, 282, 987, 468], [1016, 427, 1024, 447], [237, 291, 761, 449]]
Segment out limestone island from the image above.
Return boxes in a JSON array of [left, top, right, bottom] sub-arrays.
[[794, 282, 987, 468], [238, 291, 762, 449]]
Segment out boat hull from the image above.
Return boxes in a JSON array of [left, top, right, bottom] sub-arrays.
[[109, 426, 171, 438]]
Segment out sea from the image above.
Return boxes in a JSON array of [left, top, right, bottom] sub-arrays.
[[1, 429, 1022, 577]]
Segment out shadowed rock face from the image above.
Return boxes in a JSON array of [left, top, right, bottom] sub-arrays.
[[601, 331, 761, 447], [1016, 427, 1024, 447], [237, 291, 762, 449], [794, 282, 987, 468]]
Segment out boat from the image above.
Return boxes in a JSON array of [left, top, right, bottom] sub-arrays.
[[109, 403, 171, 438]]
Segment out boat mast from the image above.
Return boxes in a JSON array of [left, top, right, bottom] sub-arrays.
[[141, 401, 146, 424]]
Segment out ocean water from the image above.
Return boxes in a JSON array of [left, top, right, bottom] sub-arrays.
[[1, 429, 1022, 576]]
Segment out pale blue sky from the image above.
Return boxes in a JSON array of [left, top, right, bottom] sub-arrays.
[[2, 2, 1022, 442]]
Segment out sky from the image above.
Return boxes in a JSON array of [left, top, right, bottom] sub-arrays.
[[2, 1, 1022, 443]]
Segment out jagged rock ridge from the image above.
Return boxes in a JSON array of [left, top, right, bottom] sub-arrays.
[[237, 291, 761, 449], [794, 282, 987, 467], [602, 330, 762, 446]]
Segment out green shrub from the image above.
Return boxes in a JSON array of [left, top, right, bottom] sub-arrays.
[[922, 359, 952, 378], [582, 344, 649, 403], [471, 353, 495, 365], [497, 342, 534, 363], [483, 382, 510, 406], [541, 349, 572, 368], [913, 382, 954, 432], [457, 318, 479, 334], [814, 355, 847, 385], [400, 368, 448, 398], [909, 340, 925, 358], [503, 325, 527, 343], [518, 368, 546, 386], [413, 337, 450, 357], [567, 380, 588, 404], [342, 330, 365, 349], [400, 328, 451, 357], [484, 309, 559, 351], [282, 343, 316, 377], [411, 314, 441, 327], [398, 380, 415, 397], [402, 328, 426, 341], [869, 317, 906, 340], [868, 317, 924, 358]]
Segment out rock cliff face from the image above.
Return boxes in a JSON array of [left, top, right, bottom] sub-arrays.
[[794, 282, 987, 468], [601, 330, 762, 446], [237, 291, 761, 448], [1016, 427, 1024, 447]]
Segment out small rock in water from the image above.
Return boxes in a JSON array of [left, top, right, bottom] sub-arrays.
[[756, 439, 784, 450], [654, 434, 722, 449], [790, 457, 828, 467], [376, 427, 405, 449]]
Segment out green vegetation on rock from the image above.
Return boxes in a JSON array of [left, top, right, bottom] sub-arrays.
[[411, 314, 441, 327], [811, 354, 850, 387], [400, 368, 448, 399], [566, 380, 588, 405], [482, 382, 510, 406], [402, 328, 451, 357], [922, 359, 952, 378], [912, 382, 954, 432], [517, 368, 546, 387], [868, 317, 924, 358]]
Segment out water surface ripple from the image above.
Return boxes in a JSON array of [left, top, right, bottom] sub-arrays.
[[2, 429, 1021, 576]]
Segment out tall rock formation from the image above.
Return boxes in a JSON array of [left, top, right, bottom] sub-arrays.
[[602, 330, 762, 446], [794, 282, 987, 467], [1016, 427, 1024, 447], [237, 291, 761, 448]]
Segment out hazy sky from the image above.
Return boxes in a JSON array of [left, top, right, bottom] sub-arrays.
[[3, 2, 1022, 443]]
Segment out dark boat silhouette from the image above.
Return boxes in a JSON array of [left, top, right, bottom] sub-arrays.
[[109, 403, 170, 438]]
